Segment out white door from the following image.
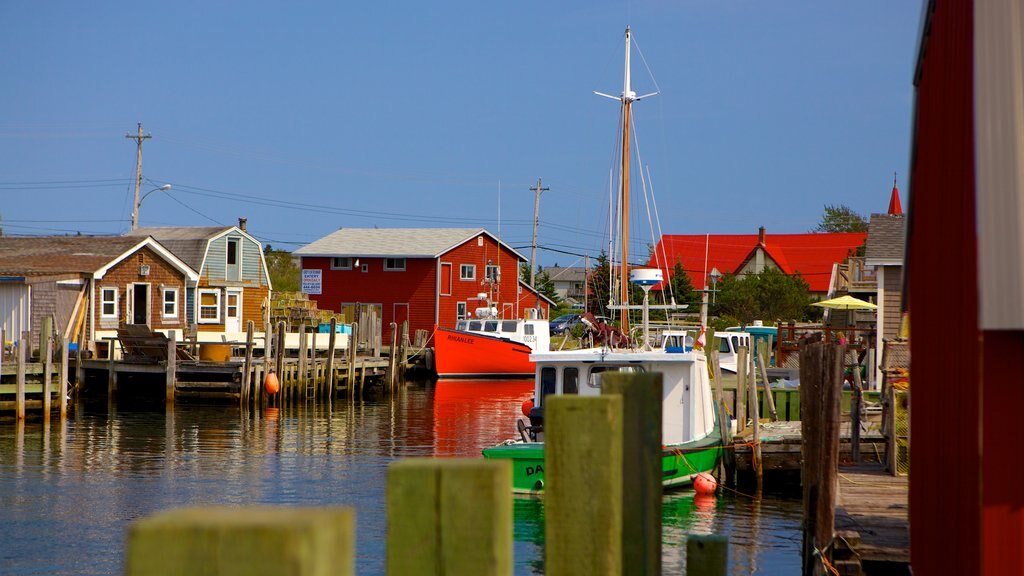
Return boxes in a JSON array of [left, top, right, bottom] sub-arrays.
[[225, 289, 242, 332]]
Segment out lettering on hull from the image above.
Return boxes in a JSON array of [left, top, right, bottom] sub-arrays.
[[526, 464, 544, 476], [446, 334, 475, 345]]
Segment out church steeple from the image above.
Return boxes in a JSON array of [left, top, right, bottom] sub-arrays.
[[888, 172, 903, 215]]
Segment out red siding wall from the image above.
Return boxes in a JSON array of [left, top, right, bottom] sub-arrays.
[[304, 256, 437, 342], [435, 235, 536, 329], [912, 4, 1024, 572]]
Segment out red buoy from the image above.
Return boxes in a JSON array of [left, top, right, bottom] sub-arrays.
[[265, 372, 280, 394], [693, 472, 718, 495], [521, 399, 534, 417]]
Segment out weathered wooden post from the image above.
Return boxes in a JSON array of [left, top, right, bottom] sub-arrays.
[[710, 346, 736, 485], [326, 318, 337, 400], [757, 344, 777, 421], [546, 395, 623, 576], [388, 322, 397, 393], [275, 321, 286, 406], [602, 372, 662, 576], [800, 336, 844, 576], [387, 459, 512, 576], [736, 346, 748, 433], [59, 333, 69, 419], [348, 322, 358, 400], [163, 331, 175, 405], [126, 506, 355, 576], [400, 320, 409, 382], [687, 535, 728, 575], [242, 321, 254, 408], [748, 346, 762, 491], [43, 335, 53, 419], [298, 324, 308, 396], [16, 331, 27, 421], [851, 355, 863, 463]]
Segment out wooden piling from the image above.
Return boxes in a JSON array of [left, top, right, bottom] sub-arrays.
[[166, 332, 176, 404], [748, 345, 762, 491], [736, 346, 748, 433], [388, 322, 397, 393], [16, 331, 27, 421], [298, 325, 308, 395], [326, 318, 337, 400], [602, 372, 662, 576], [126, 506, 355, 576], [276, 322, 286, 406], [710, 346, 735, 484], [59, 333, 69, 419], [311, 327, 318, 398], [348, 322, 357, 400], [757, 344, 777, 421], [242, 321, 254, 407], [800, 338, 844, 576], [387, 459, 512, 576], [43, 336, 53, 419], [546, 395, 623, 576], [687, 534, 728, 575]]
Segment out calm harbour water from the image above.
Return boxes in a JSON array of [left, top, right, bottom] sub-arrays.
[[0, 380, 802, 575]]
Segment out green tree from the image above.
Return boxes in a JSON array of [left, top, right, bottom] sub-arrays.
[[519, 263, 561, 307], [587, 252, 612, 317], [812, 204, 869, 233], [712, 268, 812, 326], [668, 262, 701, 309], [264, 245, 300, 293]]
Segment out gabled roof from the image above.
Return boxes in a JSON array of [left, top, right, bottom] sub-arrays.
[[545, 266, 589, 283], [519, 280, 557, 306], [864, 214, 906, 263], [0, 236, 198, 281], [650, 232, 867, 292], [294, 228, 528, 261], [127, 225, 271, 286]]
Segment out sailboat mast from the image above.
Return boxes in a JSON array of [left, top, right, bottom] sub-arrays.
[[619, 27, 633, 333]]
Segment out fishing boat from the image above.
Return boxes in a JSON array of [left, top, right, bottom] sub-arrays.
[[482, 27, 723, 493], [433, 307, 550, 379]]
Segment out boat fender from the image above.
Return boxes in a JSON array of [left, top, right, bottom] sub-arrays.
[[265, 371, 280, 395], [694, 472, 717, 495], [521, 398, 534, 417]]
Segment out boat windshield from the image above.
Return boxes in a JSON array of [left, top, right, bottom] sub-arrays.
[[501, 320, 517, 332], [456, 321, 468, 330], [483, 321, 499, 332], [468, 321, 482, 331], [588, 365, 646, 389]]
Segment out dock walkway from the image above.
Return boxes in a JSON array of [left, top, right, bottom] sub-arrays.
[[835, 463, 909, 568]]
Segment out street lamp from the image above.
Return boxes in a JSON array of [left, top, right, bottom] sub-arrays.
[[131, 184, 171, 231], [709, 267, 722, 304]]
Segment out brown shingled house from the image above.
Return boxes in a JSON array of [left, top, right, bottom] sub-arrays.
[[0, 236, 198, 356]]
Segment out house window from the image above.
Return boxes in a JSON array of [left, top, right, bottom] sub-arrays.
[[198, 289, 221, 323], [456, 302, 467, 320], [460, 264, 475, 280], [101, 287, 118, 318], [162, 288, 178, 319], [331, 257, 352, 270], [384, 258, 406, 271], [227, 238, 239, 266], [485, 265, 500, 282]]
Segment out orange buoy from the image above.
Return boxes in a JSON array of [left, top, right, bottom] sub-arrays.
[[265, 372, 280, 394], [521, 398, 534, 417], [693, 472, 718, 495]]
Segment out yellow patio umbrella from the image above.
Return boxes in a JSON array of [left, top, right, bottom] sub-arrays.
[[812, 295, 878, 310]]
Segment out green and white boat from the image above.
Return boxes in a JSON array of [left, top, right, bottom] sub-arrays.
[[483, 28, 723, 493]]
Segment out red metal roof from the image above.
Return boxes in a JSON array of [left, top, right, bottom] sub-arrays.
[[649, 232, 867, 292]]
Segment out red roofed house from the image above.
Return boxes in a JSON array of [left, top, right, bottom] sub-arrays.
[[648, 226, 867, 295], [294, 228, 552, 344]]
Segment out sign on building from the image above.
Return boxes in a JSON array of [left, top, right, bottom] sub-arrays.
[[301, 269, 322, 295]]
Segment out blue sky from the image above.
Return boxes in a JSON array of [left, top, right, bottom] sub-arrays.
[[0, 2, 922, 269]]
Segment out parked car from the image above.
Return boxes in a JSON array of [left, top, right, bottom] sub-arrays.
[[549, 314, 581, 335], [550, 313, 613, 335]]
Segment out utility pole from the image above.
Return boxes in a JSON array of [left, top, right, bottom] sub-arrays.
[[529, 178, 549, 287], [126, 123, 151, 231]]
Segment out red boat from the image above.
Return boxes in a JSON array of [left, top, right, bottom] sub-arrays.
[[432, 318, 550, 378]]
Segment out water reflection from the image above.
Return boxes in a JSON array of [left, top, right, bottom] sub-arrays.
[[0, 380, 801, 575]]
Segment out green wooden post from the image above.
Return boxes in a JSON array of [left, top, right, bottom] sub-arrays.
[[602, 372, 662, 576], [686, 534, 728, 575], [546, 395, 623, 576], [387, 458, 512, 576], [126, 506, 355, 576]]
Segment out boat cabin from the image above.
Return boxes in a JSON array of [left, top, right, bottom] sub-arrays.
[[453, 317, 550, 352]]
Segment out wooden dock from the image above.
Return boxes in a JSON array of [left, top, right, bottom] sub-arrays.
[[732, 420, 887, 478], [834, 463, 909, 570]]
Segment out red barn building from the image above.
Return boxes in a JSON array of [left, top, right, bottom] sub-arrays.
[[294, 228, 551, 343]]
